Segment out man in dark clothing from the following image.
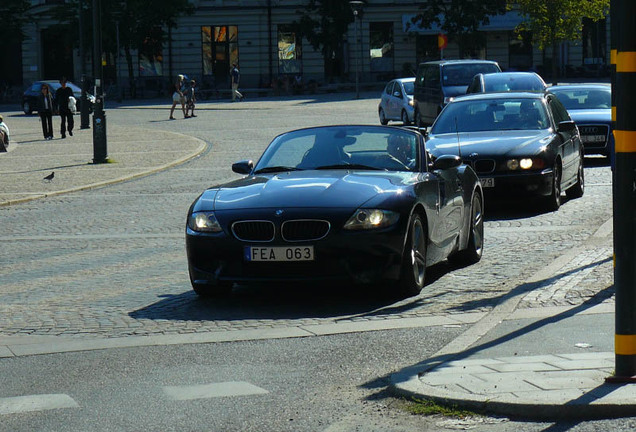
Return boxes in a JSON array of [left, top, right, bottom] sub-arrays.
[[55, 77, 74, 138]]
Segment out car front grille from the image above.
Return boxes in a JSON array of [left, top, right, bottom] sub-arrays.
[[232, 220, 275, 242], [230, 219, 331, 242], [578, 124, 609, 150], [281, 220, 330, 242]]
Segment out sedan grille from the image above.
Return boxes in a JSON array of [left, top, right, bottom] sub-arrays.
[[282, 220, 330, 242], [232, 220, 275, 242]]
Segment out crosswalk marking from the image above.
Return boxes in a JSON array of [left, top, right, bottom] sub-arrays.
[[163, 381, 269, 401], [0, 394, 79, 415]]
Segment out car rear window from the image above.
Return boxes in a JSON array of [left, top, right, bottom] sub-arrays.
[[442, 64, 501, 87]]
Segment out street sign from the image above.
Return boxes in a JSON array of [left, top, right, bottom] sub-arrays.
[[438, 33, 448, 50]]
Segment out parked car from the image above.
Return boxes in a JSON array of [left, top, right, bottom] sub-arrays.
[[466, 72, 547, 94], [186, 125, 484, 298], [378, 77, 415, 125], [413, 59, 501, 127], [425, 92, 584, 211], [22, 80, 95, 115], [549, 84, 612, 158]]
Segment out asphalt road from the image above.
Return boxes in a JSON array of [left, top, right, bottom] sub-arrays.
[[0, 93, 624, 431]]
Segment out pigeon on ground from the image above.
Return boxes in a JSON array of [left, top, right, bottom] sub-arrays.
[[43, 171, 55, 182]]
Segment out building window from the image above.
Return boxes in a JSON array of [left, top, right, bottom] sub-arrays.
[[370, 22, 394, 74], [202, 25, 238, 84], [139, 27, 163, 76], [278, 25, 302, 75], [582, 18, 607, 65], [509, 31, 533, 71]]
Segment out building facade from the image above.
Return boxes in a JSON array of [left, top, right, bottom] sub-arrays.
[[13, 0, 610, 95]]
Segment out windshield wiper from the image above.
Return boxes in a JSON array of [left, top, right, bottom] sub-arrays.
[[253, 166, 303, 174], [315, 163, 382, 171]]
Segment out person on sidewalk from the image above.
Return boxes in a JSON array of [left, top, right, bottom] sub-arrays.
[[0, 114, 9, 152], [37, 84, 54, 140], [54, 77, 74, 138], [230, 63, 244, 102], [169, 74, 189, 119], [185, 79, 197, 117]]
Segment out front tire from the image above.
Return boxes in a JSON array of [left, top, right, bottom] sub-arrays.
[[191, 280, 233, 298], [401, 109, 411, 126], [545, 162, 562, 211], [379, 108, 388, 125], [23, 101, 32, 115], [398, 214, 427, 296]]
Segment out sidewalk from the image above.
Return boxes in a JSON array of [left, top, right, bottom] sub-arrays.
[[390, 218, 633, 421], [0, 110, 206, 206]]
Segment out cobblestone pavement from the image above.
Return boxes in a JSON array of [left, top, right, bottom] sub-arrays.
[[0, 95, 614, 339]]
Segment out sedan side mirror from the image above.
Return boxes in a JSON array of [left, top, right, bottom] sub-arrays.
[[432, 154, 462, 171], [557, 120, 577, 133], [232, 160, 253, 174]]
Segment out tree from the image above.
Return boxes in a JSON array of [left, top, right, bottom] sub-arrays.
[[515, 0, 609, 81], [0, 0, 32, 46], [46, 0, 194, 97], [408, 0, 508, 58], [292, 0, 355, 82]]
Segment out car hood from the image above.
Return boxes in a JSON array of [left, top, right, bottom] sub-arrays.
[[196, 170, 417, 211], [568, 109, 611, 124], [427, 130, 553, 158]]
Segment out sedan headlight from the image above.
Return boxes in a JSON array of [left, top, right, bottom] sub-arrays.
[[188, 212, 223, 233], [506, 158, 546, 170], [343, 209, 400, 230]]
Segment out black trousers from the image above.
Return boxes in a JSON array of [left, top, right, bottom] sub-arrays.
[[39, 111, 53, 138], [59, 109, 74, 136]]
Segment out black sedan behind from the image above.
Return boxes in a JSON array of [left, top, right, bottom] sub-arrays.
[[425, 92, 584, 211], [22, 80, 94, 115]]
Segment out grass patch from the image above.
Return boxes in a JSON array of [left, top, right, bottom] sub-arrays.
[[405, 398, 477, 418]]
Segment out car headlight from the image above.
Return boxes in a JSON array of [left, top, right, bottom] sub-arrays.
[[506, 158, 546, 170], [343, 209, 399, 230], [188, 212, 223, 233]]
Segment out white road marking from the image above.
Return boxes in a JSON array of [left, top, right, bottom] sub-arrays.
[[163, 381, 269, 401], [0, 394, 79, 415]]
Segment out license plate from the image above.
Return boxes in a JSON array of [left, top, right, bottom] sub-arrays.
[[244, 246, 315, 262], [480, 178, 495, 188], [581, 135, 605, 143]]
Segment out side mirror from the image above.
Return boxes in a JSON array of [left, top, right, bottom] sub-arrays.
[[557, 120, 577, 133], [232, 160, 253, 174], [432, 154, 462, 171], [393, 91, 402, 98]]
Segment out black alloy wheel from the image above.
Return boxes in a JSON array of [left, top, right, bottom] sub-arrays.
[[399, 213, 427, 296], [449, 192, 484, 265], [566, 159, 585, 199]]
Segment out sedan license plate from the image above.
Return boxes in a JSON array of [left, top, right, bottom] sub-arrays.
[[245, 246, 315, 262], [480, 178, 495, 188], [581, 135, 606, 143]]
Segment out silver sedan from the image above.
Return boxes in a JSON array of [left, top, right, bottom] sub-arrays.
[[378, 77, 415, 126]]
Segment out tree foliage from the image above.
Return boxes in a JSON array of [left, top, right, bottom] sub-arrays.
[[408, 0, 508, 58], [292, 0, 355, 80], [0, 0, 33, 46], [515, 0, 609, 79]]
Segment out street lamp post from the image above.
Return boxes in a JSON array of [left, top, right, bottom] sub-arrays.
[[92, 0, 108, 163], [349, 1, 364, 99]]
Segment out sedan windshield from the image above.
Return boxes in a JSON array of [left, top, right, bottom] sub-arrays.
[[432, 98, 550, 133], [550, 88, 610, 110], [254, 126, 420, 172]]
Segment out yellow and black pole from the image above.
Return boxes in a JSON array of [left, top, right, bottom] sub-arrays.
[[611, 0, 636, 381]]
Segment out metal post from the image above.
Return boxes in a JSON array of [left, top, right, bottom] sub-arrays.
[[79, 0, 90, 129], [349, 1, 364, 99], [116, 20, 122, 102], [611, 0, 636, 381], [354, 14, 359, 99], [92, 0, 108, 163]]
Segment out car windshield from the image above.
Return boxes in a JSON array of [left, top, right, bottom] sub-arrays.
[[483, 74, 545, 92], [442, 63, 501, 86], [254, 126, 420, 173], [550, 88, 611, 110], [432, 98, 550, 133]]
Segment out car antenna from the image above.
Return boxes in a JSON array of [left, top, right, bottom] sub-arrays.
[[454, 117, 462, 159]]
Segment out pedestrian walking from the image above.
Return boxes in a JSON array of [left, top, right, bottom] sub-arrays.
[[186, 79, 197, 117], [230, 63, 243, 102], [54, 77, 74, 138], [0, 114, 9, 152], [169, 74, 189, 119], [37, 84, 54, 140]]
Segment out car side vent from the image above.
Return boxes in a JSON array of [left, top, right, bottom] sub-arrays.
[[473, 159, 496, 174], [281, 220, 330, 242], [232, 220, 275, 242]]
